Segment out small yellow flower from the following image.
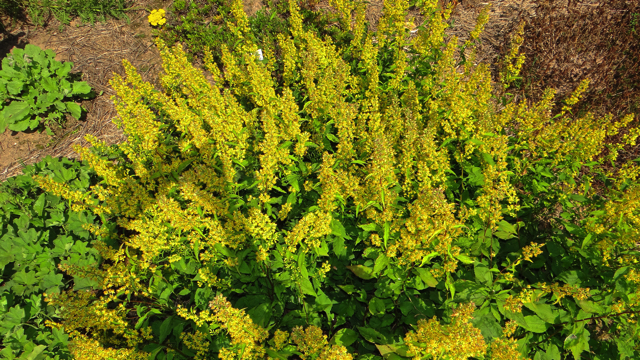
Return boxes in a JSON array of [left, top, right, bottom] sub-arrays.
[[148, 9, 167, 27]]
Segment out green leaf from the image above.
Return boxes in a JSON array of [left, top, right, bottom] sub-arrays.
[[474, 263, 493, 286], [158, 316, 173, 343], [576, 300, 604, 314], [329, 328, 359, 347], [564, 328, 590, 360], [71, 81, 92, 95], [581, 233, 593, 249], [7, 80, 24, 95], [297, 275, 315, 297], [524, 302, 559, 324], [265, 349, 290, 359], [4, 101, 31, 126], [470, 311, 502, 341], [369, 297, 386, 315], [24, 345, 47, 360], [414, 268, 438, 287], [331, 219, 348, 239], [65, 101, 82, 119], [135, 308, 161, 330], [248, 302, 272, 327], [347, 265, 374, 280], [373, 253, 389, 276], [358, 326, 388, 344], [33, 193, 45, 216], [523, 315, 549, 333], [454, 254, 474, 264]]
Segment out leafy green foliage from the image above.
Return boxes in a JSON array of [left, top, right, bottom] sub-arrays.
[[0, 44, 95, 134], [0, 156, 102, 359]]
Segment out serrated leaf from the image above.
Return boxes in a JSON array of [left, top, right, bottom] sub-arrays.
[[474, 263, 493, 286], [7, 80, 24, 95], [4, 101, 31, 125]]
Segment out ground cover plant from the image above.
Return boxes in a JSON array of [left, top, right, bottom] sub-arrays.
[[1, 0, 640, 359], [0, 44, 95, 134], [0, 156, 102, 359]]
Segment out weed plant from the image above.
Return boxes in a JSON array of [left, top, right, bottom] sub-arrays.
[[0, 44, 95, 134], [10, 0, 640, 359], [0, 157, 102, 359]]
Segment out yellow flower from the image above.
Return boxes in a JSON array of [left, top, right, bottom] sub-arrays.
[[148, 9, 167, 27]]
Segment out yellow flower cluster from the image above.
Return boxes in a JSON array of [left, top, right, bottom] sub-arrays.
[[209, 294, 269, 359], [291, 326, 353, 360], [404, 302, 487, 359], [504, 282, 591, 313], [148, 9, 166, 27], [500, 21, 526, 89], [66, 332, 149, 360], [180, 331, 211, 360], [522, 243, 545, 262]]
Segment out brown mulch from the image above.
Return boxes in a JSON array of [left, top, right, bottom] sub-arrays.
[[0, 1, 169, 181]]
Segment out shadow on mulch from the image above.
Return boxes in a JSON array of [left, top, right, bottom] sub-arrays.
[[0, 1, 170, 181]]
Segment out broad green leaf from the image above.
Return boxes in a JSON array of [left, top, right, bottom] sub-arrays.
[[576, 300, 604, 314], [414, 268, 438, 287], [265, 349, 290, 360], [33, 193, 45, 216], [71, 81, 92, 95], [373, 253, 389, 276], [369, 297, 386, 315], [564, 328, 590, 360], [454, 254, 474, 264], [248, 303, 272, 327], [4, 101, 31, 125], [329, 328, 358, 347], [523, 315, 549, 333], [158, 316, 173, 343], [470, 312, 502, 341], [24, 345, 47, 360], [7, 80, 24, 95], [358, 326, 387, 344], [65, 102, 82, 119], [41, 77, 58, 93], [331, 219, 348, 239], [474, 263, 493, 286], [524, 302, 559, 324], [347, 265, 374, 280]]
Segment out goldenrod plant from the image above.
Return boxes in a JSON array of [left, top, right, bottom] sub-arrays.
[[33, 0, 640, 359]]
